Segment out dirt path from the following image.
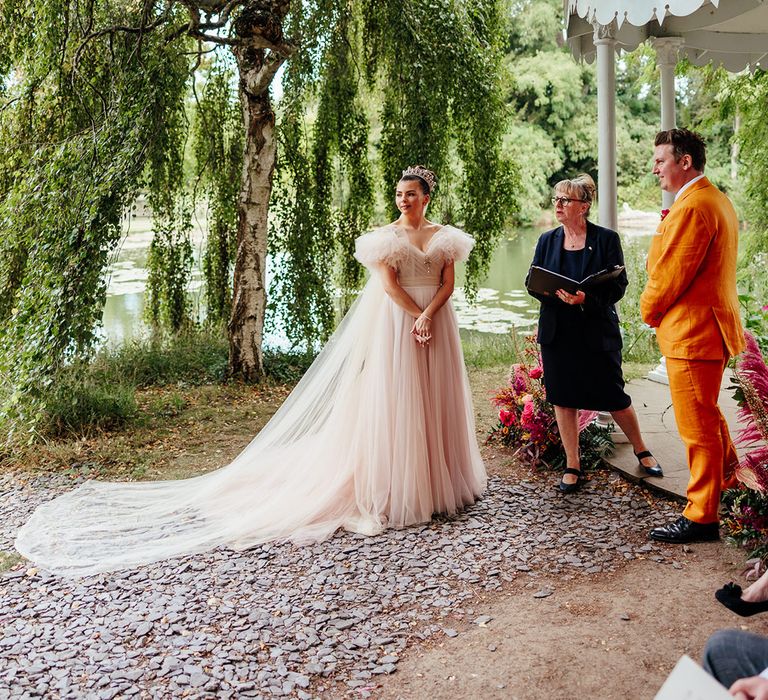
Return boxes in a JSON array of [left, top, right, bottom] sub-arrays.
[[378, 545, 768, 699]]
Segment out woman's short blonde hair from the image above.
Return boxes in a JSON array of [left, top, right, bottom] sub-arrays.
[[554, 173, 596, 217]]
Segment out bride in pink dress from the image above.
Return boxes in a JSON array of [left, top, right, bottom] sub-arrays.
[[15, 165, 486, 576]]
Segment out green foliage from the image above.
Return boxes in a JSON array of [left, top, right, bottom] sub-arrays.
[[722, 487, 768, 562], [614, 47, 662, 209], [716, 69, 768, 258], [619, 237, 659, 363], [273, 0, 520, 350], [0, 0, 520, 441], [676, 61, 739, 199], [145, 197, 194, 331], [0, 1, 195, 441], [193, 59, 243, 327], [738, 289, 768, 354], [262, 348, 318, 383], [89, 329, 230, 388], [41, 368, 138, 437], [29, 328, 318, 438], [502, 124, 562, 223]]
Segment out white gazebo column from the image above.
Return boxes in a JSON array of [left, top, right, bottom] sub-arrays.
[[652, 37, 684, 210], [647, 37, 683, 386], [593, 21, 618, 231], [592, 22, 619, 429]]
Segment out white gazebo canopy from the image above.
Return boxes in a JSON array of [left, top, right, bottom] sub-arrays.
[[564, 0, 768, 226], [569, 1, 768, 71]]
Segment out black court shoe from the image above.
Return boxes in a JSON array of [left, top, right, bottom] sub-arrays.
[[558, 467, 583, 494], [715, 582, 768, 617], [635, 450, 663, 477]]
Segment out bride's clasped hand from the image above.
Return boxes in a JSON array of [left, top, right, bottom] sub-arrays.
[[411, 312, 432, 346]]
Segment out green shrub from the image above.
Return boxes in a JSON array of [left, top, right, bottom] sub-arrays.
[[738, 253, 768, 353], [41, 369, 138, 436], [620, 237, 660, 364], [262, 348, 317, 383], [2, 328, 319, 441], [90, 327, 230, 387]]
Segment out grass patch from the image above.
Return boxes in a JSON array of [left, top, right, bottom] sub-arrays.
[[0, 550, 22, 572], [4, 382, 293, 480], [89, 327, 230, 387], [26, 329, 316, 441], [460, 329, 519, 368]]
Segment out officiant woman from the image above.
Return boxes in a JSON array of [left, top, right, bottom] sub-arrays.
[[526, 174, 661, 493]]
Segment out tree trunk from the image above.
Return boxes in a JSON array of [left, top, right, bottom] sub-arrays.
[[227, 48, 277, 382]]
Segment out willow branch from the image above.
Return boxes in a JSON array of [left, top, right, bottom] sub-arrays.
[[72, 2, 174, 68]]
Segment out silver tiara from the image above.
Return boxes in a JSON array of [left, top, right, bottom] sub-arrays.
[[402, 165, 437, 193]]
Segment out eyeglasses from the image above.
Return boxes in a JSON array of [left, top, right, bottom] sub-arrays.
[[551, 196, 587, 206]]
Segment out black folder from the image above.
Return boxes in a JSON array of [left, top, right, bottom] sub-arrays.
[[526, 264, 625, 297]]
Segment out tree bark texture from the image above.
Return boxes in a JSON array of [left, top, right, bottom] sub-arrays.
[[227, 2, 291, 382], [228, 59, 274, 381]]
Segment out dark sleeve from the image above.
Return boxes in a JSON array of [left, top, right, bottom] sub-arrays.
[[583, 230, 628, 310], [526, 234, 557, 306]]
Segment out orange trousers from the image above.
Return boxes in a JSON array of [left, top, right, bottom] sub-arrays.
[[666, 356, 739, 524]]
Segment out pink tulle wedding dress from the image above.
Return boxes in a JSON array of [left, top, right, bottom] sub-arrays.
[[15, 224, 486, 576]]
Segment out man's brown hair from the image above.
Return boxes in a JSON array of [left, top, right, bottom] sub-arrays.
[[655, 128, 707, 171]]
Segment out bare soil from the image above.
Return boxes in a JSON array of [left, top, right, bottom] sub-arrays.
[[377, 545, 768, 700]]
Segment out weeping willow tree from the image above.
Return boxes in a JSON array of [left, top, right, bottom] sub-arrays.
[[720, 70, 768, 257], [0, 0, 517, 441]]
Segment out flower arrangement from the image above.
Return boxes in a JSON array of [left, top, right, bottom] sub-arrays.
[[723, 330, 768, 559], [722, 487, 768, 562], [489, 333, 613, 470], [731, 331, 768, 491]]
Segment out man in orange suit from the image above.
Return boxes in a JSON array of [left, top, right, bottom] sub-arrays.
[[641, 128, 745, 544]]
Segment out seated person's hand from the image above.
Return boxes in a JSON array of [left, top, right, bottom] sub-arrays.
[[730, 676, 768, 700]]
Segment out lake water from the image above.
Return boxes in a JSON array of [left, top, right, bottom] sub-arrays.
[[102, 213, 658, 348]]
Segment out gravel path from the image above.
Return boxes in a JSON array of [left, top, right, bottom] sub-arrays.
[[0, 469, 679, 699]]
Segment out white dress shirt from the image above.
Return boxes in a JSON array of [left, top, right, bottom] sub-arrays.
[[674, 173, 706, 201]]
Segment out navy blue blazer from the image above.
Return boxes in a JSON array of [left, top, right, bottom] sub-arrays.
[[526, 221, 628, 351]]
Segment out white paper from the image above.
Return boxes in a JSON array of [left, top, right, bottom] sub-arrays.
[[654, 655, 732, 700]]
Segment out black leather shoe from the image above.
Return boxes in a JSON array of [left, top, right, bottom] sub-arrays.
[[715, 582, 768, 617], [558, 467, 583, 494], [635, 450, 663, 477], [649, 516, 719, 543]]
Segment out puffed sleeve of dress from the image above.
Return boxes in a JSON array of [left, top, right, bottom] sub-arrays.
[[431, 225, 475, 263], [353, 225, 410, 270]]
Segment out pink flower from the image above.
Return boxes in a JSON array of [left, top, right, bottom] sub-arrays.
[[660, 208, 670, 220], [762, 305, 768, 312], [521, 393, 534, 404], [521, 400, 535, 427], [499, 409, 515, 427], [529, 366, 543, 379]]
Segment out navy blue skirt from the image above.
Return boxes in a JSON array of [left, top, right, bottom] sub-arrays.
[[540, 335, 631, 411]]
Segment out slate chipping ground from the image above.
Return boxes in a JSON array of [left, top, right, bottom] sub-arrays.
[[0, 470, 680, 699]]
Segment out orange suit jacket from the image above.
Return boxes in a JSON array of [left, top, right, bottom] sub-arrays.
[[640, 177, 745, 360]]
